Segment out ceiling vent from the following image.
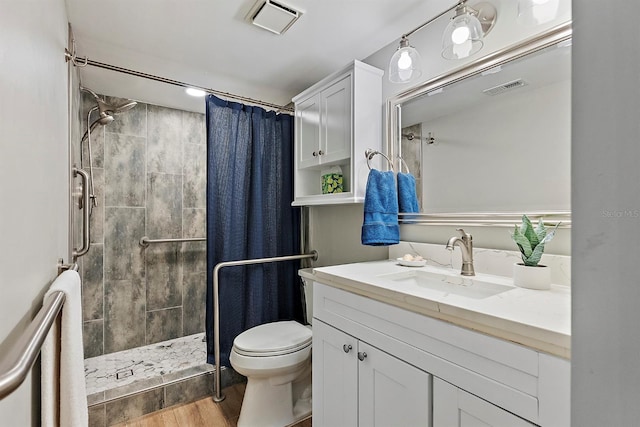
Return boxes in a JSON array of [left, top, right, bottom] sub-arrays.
[[248, 0, 302, 35], [483, 79, 528, 96]]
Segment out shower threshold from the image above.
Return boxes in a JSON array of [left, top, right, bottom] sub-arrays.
[[85, 333, 245, 426]]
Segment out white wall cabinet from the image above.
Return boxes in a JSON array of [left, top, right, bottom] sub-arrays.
[[292, 60, 383, 206], [313, 319, 431, 427], [312, 281, 570, 427]]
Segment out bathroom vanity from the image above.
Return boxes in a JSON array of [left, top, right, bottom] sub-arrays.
[[301, 260, 570, 427]]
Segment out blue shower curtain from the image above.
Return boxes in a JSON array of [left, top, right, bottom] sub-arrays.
[[205, 95, 302, 366]]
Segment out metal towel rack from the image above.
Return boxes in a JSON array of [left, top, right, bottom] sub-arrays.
[[0, 263, 78, 400], [212, 250, 318, 403], [364, 148, 394, 171], [139, 236, 206, 248]]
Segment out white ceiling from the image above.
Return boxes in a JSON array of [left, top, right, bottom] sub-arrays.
[[65, 0, 455, 113]]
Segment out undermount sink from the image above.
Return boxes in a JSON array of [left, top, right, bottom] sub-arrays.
[[379, 269, 513, 299]]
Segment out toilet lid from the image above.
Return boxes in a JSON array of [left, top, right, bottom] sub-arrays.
[[233, 321, 312, 356]]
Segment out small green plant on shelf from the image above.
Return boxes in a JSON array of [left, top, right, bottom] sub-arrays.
[[510, 215, 559, 267]]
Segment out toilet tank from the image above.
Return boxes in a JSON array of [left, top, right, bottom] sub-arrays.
[[301, 277, 313, 325]]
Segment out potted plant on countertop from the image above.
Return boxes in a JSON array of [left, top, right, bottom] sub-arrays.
[[510, 214, 559, 290]]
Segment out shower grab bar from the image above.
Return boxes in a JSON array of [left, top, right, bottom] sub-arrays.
[[73, 167, 91, 260], [139, 236, 206, 248], [212, 250, 319, 403], [0, 263, 78, 400]]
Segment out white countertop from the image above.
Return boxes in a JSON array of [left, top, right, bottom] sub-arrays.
[[300, 260, 571, 359]]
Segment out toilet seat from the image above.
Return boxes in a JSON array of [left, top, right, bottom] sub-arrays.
[[233, 320, 312, 357]]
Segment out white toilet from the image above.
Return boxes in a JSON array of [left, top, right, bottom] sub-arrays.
[[230, 280, 313, 427]]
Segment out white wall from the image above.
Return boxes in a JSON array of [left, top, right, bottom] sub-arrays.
[[572, 1, 640, 424], [0, 0, 70, 424]]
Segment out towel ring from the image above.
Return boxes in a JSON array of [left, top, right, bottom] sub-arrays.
[[397, 156, 411, 174], [364, 149, 394, 172]]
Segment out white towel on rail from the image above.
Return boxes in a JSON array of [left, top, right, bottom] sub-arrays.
[[41, 270, 88, 427]]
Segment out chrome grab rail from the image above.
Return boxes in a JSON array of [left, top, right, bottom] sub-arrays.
[[139, 236, 207, 248], [212, 250, 318, 402], [0, 263, 78, 400], [72, 167, 91, 260]]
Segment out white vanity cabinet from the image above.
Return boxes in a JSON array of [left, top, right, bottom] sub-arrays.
[[434, 377, 535, 427], [313, 320, 431, 427], [292, 60, 383, 206], [312, 281, 570, 427]]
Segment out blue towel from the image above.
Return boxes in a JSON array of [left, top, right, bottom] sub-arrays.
[[397, 172, 420, 213], [361, 169, 399, 246]]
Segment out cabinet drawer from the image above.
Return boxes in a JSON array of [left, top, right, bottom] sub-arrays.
[[313, 282, 541, 424]]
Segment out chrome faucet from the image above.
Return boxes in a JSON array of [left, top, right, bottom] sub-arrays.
[[446, 228, 475, 276]]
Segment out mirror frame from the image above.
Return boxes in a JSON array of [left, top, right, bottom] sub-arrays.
[[386, 22, 572, 228]]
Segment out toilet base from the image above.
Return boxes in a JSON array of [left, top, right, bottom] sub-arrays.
[[237, 368, 311, 427]]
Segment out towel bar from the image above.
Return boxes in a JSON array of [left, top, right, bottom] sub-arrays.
[[364, 149, 394, 172]]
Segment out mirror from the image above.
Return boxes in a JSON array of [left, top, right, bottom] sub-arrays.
[[388, 24, 572, 226]]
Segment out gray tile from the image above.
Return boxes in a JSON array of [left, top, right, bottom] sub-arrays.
[[83, 320, 104, 358], [147, 172, 182, 239], [82, 243, 103, 321], [146, 307, 183, 345], [88, 391, 105, 406], [104, 207, 145, 281], [147, 105, 183, 174], [221, 366, 246, 390], [88, 404, 105, 427], [90, 168, 104, 243], [183, 143, 206, 209], [104, 388, 164, 426], [183, 272, 206, 336], [182, 111, 205, 145], [146, 243, 182, 311], [104, 279, 146, 353], [182, 241, 206, 274], [104, 133, 146, 207], [105, 97, 147, 137], [104, 376, 164, 401], [164, 372, 214, 407], [162, 364, 214, 384], [82, 125, 105, 170], [183, 208, 205, 238]]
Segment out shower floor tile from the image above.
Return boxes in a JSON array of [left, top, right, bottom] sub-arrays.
[[85, 333, 210, 397]]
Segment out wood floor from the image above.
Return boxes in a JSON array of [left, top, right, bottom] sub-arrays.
[[113, 383, 312, 427]]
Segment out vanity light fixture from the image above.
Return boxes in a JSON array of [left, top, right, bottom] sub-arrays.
[[441, 1, 497, 60], [388, 1, 497, 83]]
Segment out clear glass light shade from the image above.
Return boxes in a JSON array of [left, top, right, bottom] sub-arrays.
[[441, 12, 484, 60], [517, 0, 559, 25], [389, 44, 422, 84]]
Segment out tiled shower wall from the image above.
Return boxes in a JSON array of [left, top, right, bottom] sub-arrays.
[[80, 92, 207, 357]]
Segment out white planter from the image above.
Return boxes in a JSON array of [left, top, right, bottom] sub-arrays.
[[513, 263, 551, 290]]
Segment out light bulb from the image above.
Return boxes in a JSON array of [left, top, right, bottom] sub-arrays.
[[451, 26, 470, 45], [397, 51, 412, 70], [452, 39, 473, 59], [532, 0, 549, 4], [185, 87, 206, 97]]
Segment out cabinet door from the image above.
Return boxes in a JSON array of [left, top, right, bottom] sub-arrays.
[[433, 378, 535, 427], [320, 75, 351, 165], [358, 342, 431, 427], [313, 320, 358, 427], [296, 93, 321, 169]]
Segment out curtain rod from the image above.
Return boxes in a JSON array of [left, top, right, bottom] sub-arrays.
[[65, 50, 294, 113]]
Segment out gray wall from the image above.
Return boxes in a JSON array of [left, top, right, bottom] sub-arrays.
[[0, 0, 69, 424], [572, 1, 640, 424], [80, 94, 207, 357]]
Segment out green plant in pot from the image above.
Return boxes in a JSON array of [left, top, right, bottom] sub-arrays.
[[510, 215, 559, 289]]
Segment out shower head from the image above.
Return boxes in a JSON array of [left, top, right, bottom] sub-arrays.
[[81, 86, 137, 119]]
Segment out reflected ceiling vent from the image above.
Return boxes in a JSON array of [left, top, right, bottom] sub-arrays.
[[247, 0, 302, 35], [483, 78, 528, 96]]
